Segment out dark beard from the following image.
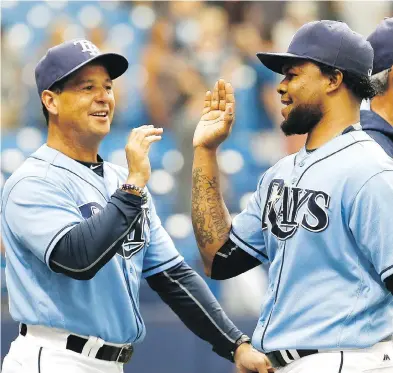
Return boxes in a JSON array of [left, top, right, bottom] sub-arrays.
[[280, 104, 323, 136]]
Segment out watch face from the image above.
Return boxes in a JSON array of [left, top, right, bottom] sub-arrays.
[[237, 335, 251, 345]]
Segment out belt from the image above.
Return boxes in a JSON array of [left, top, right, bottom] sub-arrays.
[[266, 349, 318, 368], [266, 336, 393, 369], [20, 324, 133, 364]]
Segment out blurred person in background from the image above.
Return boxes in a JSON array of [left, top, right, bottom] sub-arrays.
[[1, 38, 272, 373], [230, 21, 278, 133], [271, 1, 319, 52], [191, 20, 393, 372], [1, 25, 23, 131], [142, 18, 205, 129], [361, 17, 393, 157]]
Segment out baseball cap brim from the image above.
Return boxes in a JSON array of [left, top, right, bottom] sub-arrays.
[[256, 52, 310, 74], [49, 52, 128, 90]]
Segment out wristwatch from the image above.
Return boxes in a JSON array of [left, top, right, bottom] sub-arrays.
[[231, 334, 252, 361]]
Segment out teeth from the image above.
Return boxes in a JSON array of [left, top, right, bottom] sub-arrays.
[[92, 112, 107, 117]]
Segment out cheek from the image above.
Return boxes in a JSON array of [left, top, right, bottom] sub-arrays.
[[292, 81, 321, 104], [109, 97, 115, 117], [61, 98, 89, 123]]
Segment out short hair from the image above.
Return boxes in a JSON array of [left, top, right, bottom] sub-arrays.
[[41, 77, 67, 125], [371, 68, 391, 96], [314, 61, 376, 102]]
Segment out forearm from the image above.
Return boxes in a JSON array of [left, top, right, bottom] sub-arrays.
[[146, 261, 243, 361], [50, 190, 143, 280], [192, 147, 232, 273]]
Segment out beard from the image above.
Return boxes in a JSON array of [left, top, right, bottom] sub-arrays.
[[280, 103, 323, 136]]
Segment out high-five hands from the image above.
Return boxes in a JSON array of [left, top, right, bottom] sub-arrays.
[[193, 79, 235, 150]]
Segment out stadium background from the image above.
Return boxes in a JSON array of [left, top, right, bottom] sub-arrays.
[[1, 1, 392, 372]]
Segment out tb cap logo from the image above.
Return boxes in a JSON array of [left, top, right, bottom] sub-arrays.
[[74, 40, 100, 56]]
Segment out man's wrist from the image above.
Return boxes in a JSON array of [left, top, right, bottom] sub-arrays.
[[121, 184, 148, 204], [232, 334, 252, 362], [193, 145, 218, 156], [126, 174, 146, 188]]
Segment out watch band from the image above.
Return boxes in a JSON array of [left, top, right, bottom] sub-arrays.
[[231, 334, 252, 361]]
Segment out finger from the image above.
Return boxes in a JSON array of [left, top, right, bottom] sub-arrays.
[[211, 81, 219, 110], [130, 127, 163, 144], [136, 127, 163, 140], [140, 127, 163, 135], [141, 135, 162, 150], [202, 91, 212, 115], [128, 124, 154, 140], [224, 104, 234, 126], [143, 135, 162, 144], [134, 124, 154, 131], [218, 79, 226, 110], [225, 82, 235, 103]]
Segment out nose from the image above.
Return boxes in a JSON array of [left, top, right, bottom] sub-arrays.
[[95, 87, 111, 103], [277, 78, 287, 95]]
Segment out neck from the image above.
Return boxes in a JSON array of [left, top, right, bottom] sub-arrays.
[[306, 96, 360, 150], [306, 110, 360, 150], [370, 93, 393, 126], [47, 125, 99, 162]]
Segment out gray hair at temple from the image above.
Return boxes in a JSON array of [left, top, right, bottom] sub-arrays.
[[371, 68, 391, 95]]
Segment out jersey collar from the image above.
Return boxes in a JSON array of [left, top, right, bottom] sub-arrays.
[[296, 128, 373, 168], [30, 144, 107, 189]]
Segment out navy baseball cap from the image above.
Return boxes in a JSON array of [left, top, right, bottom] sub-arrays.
[[35, 39, 128, 97], [367, 17, 393, 74], [257, 20, 373, 76]]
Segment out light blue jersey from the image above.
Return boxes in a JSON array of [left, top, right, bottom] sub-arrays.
[[230, 129, 393, 352], [1, 145, 183, 344]]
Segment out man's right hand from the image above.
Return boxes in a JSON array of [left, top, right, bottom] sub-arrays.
[[125, 125, 163, 188], [193, 79, 236, 150], [234, 343, 275, 373]]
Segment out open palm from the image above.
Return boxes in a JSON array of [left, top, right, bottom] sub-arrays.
[[193, 79, 236, 150]]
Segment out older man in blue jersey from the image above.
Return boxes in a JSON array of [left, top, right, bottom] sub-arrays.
[[191, 20, 393, 372], [361, 17, 393, 157], [1, 40, 273, 373]]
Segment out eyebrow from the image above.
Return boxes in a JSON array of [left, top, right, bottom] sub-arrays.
[[283, 63, 305, 75], [77, 78, 113, 85]]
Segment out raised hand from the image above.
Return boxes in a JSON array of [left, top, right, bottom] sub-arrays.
[[125, 125, 163, 187], [193, 79, 235, 150]]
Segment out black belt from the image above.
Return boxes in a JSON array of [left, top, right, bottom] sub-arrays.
[[20, 324, 133, 364], [265, 335, 392, 368], [266, 349, 318, 368]]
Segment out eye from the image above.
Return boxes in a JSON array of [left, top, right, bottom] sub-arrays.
[[106, 85, 112, 91], [84, 85, 94, 91], [286, 73, 296, 80]]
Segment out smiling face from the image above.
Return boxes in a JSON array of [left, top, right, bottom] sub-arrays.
[[54, 63, 115, 141], [277, 61, 327, 136]]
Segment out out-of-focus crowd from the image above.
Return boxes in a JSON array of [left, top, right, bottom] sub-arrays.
[[1, 1, 392, 316]]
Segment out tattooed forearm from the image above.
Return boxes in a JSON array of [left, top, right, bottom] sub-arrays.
[[192, 167, 230, 249]]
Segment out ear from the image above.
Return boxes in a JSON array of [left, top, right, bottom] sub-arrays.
[[325, 69, 344, 94], [41, 90, 60, 116]]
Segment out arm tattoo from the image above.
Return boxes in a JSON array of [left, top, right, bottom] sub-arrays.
[[192, 167, 229, 248]]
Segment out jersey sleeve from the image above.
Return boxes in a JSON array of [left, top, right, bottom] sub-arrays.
[[3, 177, 82, 267], [349, 171, 393, 281], [142, 195, 184, 278], [229, 176, 269, 263]]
